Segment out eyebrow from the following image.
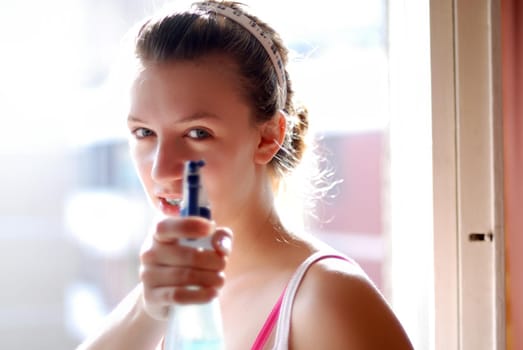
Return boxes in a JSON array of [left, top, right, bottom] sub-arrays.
[[127, 115, 145, 123], [127, 112, 221, 124]]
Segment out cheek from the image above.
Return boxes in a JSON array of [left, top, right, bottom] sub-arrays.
[[202, 143, 257, 211], [130, 145, 154, 192]]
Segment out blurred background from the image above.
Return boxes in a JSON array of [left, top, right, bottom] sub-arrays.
[[0, 0, 433, 349]]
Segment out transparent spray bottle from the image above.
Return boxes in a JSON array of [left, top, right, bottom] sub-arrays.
[[163, 160, 225, 350]]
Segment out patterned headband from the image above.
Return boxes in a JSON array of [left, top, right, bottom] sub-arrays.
[[196, 2, 287, 106]]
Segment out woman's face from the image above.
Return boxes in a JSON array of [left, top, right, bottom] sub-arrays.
[[127, 55, 267, 224]]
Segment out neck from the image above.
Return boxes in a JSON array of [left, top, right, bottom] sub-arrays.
[[215, 170, 307, 278], [223, 203, 295, 278]]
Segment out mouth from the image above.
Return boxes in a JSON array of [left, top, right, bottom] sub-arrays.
[[165, 198, 182, 206], [158, 196, 183, 216]]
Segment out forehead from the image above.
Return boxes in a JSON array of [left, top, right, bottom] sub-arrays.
[[129, 55, 253, 120], [138, 55, 243, 95]]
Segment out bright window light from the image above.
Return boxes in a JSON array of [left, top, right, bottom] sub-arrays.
[[64, 191, 151, 257]]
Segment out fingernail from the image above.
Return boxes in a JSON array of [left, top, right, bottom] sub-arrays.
[[218, 236, 232, 255]]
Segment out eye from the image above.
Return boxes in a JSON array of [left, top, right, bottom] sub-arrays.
[[132, 127, 155, 139], [186, 128, 211, 140]]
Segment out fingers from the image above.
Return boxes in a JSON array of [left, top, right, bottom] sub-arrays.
[[153, 216, 215, 243], [139, 217, 232, 319], [141, 241, 226, 271], [140, 265, 225, 290]]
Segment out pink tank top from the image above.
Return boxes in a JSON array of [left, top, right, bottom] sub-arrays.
[[250, 252, 353, 350]]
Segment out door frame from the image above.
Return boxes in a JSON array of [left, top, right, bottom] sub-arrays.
[[431, 0, 506, 349]]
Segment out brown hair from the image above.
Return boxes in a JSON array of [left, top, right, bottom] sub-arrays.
[[134, 0, 310, 182]]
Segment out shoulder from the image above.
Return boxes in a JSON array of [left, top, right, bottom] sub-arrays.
[[290, 255, 414, 350]]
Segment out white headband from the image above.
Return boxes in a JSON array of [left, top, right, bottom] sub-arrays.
[[197, 2, 287, 106]]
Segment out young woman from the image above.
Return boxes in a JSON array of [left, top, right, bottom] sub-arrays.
[[78, 1, 414, 349]]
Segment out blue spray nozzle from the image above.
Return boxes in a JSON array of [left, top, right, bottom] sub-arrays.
[[186, 159, 205, 174], [181, 160, 211, 219]]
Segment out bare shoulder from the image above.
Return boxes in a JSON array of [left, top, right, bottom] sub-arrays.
[[290, 256, 414, 350]]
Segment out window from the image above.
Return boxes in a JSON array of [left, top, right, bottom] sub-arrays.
[[0, 1, 434, 349]]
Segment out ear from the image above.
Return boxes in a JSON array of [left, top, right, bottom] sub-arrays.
[[254, 111, 286, 165]]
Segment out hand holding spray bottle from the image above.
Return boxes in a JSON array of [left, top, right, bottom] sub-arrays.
[[163, 160, 225, 350]]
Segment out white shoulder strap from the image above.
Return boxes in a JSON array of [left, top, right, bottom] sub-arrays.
[[271, 251, 347, 350]]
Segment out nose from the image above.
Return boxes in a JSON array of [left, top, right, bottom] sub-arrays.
[[151, 138, 186, 184]]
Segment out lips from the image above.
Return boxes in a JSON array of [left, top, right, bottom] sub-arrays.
[[165, 198, 182, 206], [158, 196, 182, 216]]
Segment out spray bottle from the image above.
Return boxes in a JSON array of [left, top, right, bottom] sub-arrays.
[[163, 160, 225, 350]]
